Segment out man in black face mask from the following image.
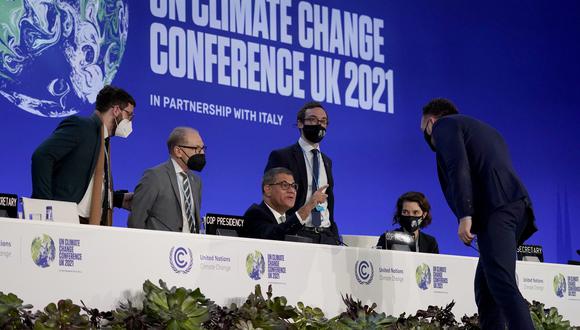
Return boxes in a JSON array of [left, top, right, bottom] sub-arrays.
[[265, 101, 340, 245], [128, 127, 205, 233], [421, 98, 537, 330]]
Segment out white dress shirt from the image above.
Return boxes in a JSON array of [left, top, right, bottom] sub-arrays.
[[264, 202, 305, 225], [77, 127, 111, 217], [298, 137, 330, 228]]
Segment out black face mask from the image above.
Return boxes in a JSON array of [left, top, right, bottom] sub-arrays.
[[183, 154, 206, 172], [302, 124, 326, 143], [423, 120, 436, 152], [398, 215, 423, 233]]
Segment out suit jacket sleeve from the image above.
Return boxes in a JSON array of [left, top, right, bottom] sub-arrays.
[[243, 204, 302, 240], [31, 117, 84, 199], [433, 118, 474, 219], [127, 169, 159, 229], [425, 235, 439, 254]]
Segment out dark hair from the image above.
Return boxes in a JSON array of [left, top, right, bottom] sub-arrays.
[[297, 101, 327, 123], [392, 191, 432, 228], [95, 85, 136, 113], [422, 98, 459, 118], [262, 167, 294, 193], [167, 127, 198, 153]]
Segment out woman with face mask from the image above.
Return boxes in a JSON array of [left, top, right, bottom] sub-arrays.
[[376, 191, 439, 254]]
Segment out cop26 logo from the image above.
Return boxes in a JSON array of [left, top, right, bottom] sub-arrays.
[[0, 0, 129, 117], [553, 273, 566, 298], [355, 260, 374, 285], [416, 263, 432, 290], [169, 247, 193, 274]]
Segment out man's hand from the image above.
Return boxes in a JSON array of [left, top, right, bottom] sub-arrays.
[[458, 216, 474, 244], [122, 192, 134, 211], [296, 185, 328, 221], [309, 185, 329, 206]]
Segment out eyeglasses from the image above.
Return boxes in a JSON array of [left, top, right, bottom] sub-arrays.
[[268, 181, 298, 191], [179, 145, 207, 154], [121, 109, 135, 120], [303, 116, 328, 126]]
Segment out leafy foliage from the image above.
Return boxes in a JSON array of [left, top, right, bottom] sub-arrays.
[[33, 299, 90, 329], [529, 300, 578, 330], [2, 281, 579, 329], [334, 294, 397, 329], [0, 291, 34, 329], [142, 279, 210, 329]]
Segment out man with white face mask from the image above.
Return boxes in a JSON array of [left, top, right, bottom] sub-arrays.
[[32, 85, 135, 226]]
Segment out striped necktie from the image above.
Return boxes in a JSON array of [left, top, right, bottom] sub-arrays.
[[180, 172, 196, 233]]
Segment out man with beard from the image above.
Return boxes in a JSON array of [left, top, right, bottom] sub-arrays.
[[31, 85, 135, 225]]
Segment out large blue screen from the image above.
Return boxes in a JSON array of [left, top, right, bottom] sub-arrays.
[[1, 0, 579, 263]]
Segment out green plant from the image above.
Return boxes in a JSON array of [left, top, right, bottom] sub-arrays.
[[203, 303, 240, 330], [292, 301, 332, 330], [459, 313, 480, 330], [529, 300, 577, 330], [80, 300, 113, 328], [334, 294, 396, 329], [0, 291, 34, 329], [109, 300, 149, 330], [142, 279, 210, 329], [236, 284, 295, 329], [33, 299, 90, 329]]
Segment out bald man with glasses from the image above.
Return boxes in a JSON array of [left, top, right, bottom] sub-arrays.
[[242, 167, 328, 241], [128, 127, 206, 233]]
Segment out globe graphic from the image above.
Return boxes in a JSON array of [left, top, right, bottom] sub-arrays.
[[246, 251, 265, 280], [31, 234, 56, 268], [0, 0, 129, 117], [553, 274, 566, 298], [415, 263, 431, 290]]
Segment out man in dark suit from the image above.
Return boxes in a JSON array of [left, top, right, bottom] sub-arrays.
[[265, 101, 339, 245], [128, 127, 205, 233], [242, 167, 328, 241], [421, 98, 537, 329], [31, 85, 135, 225]]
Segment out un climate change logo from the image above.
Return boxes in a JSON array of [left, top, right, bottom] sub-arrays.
[[169, 247, 193, 274], [31, 234, 56, 268], [416, 263, 432, 290], [355, 260, 374, 285], [246, 251, 265, 280], [553, 273, 566, 298]]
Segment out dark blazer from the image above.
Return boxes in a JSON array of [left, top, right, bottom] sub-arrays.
[[432, 114, 537, 242], [265, 142, 339, 236], [128, 160, 202, 232], [376, 228, 439, 254], [242, 202, 303, 240], [31, 113, 124, 207], [32, 114, 102, 203]]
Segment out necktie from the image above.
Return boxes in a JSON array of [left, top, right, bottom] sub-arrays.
[[180, 172, 196, 233], [279, 214, 286, 224], [311, 149, 321, 227]]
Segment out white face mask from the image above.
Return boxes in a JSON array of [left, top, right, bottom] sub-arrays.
[[114, 118, 133, 138]]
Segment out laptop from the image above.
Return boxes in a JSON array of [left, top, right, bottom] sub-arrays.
[[22, 197, 79, 224]]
